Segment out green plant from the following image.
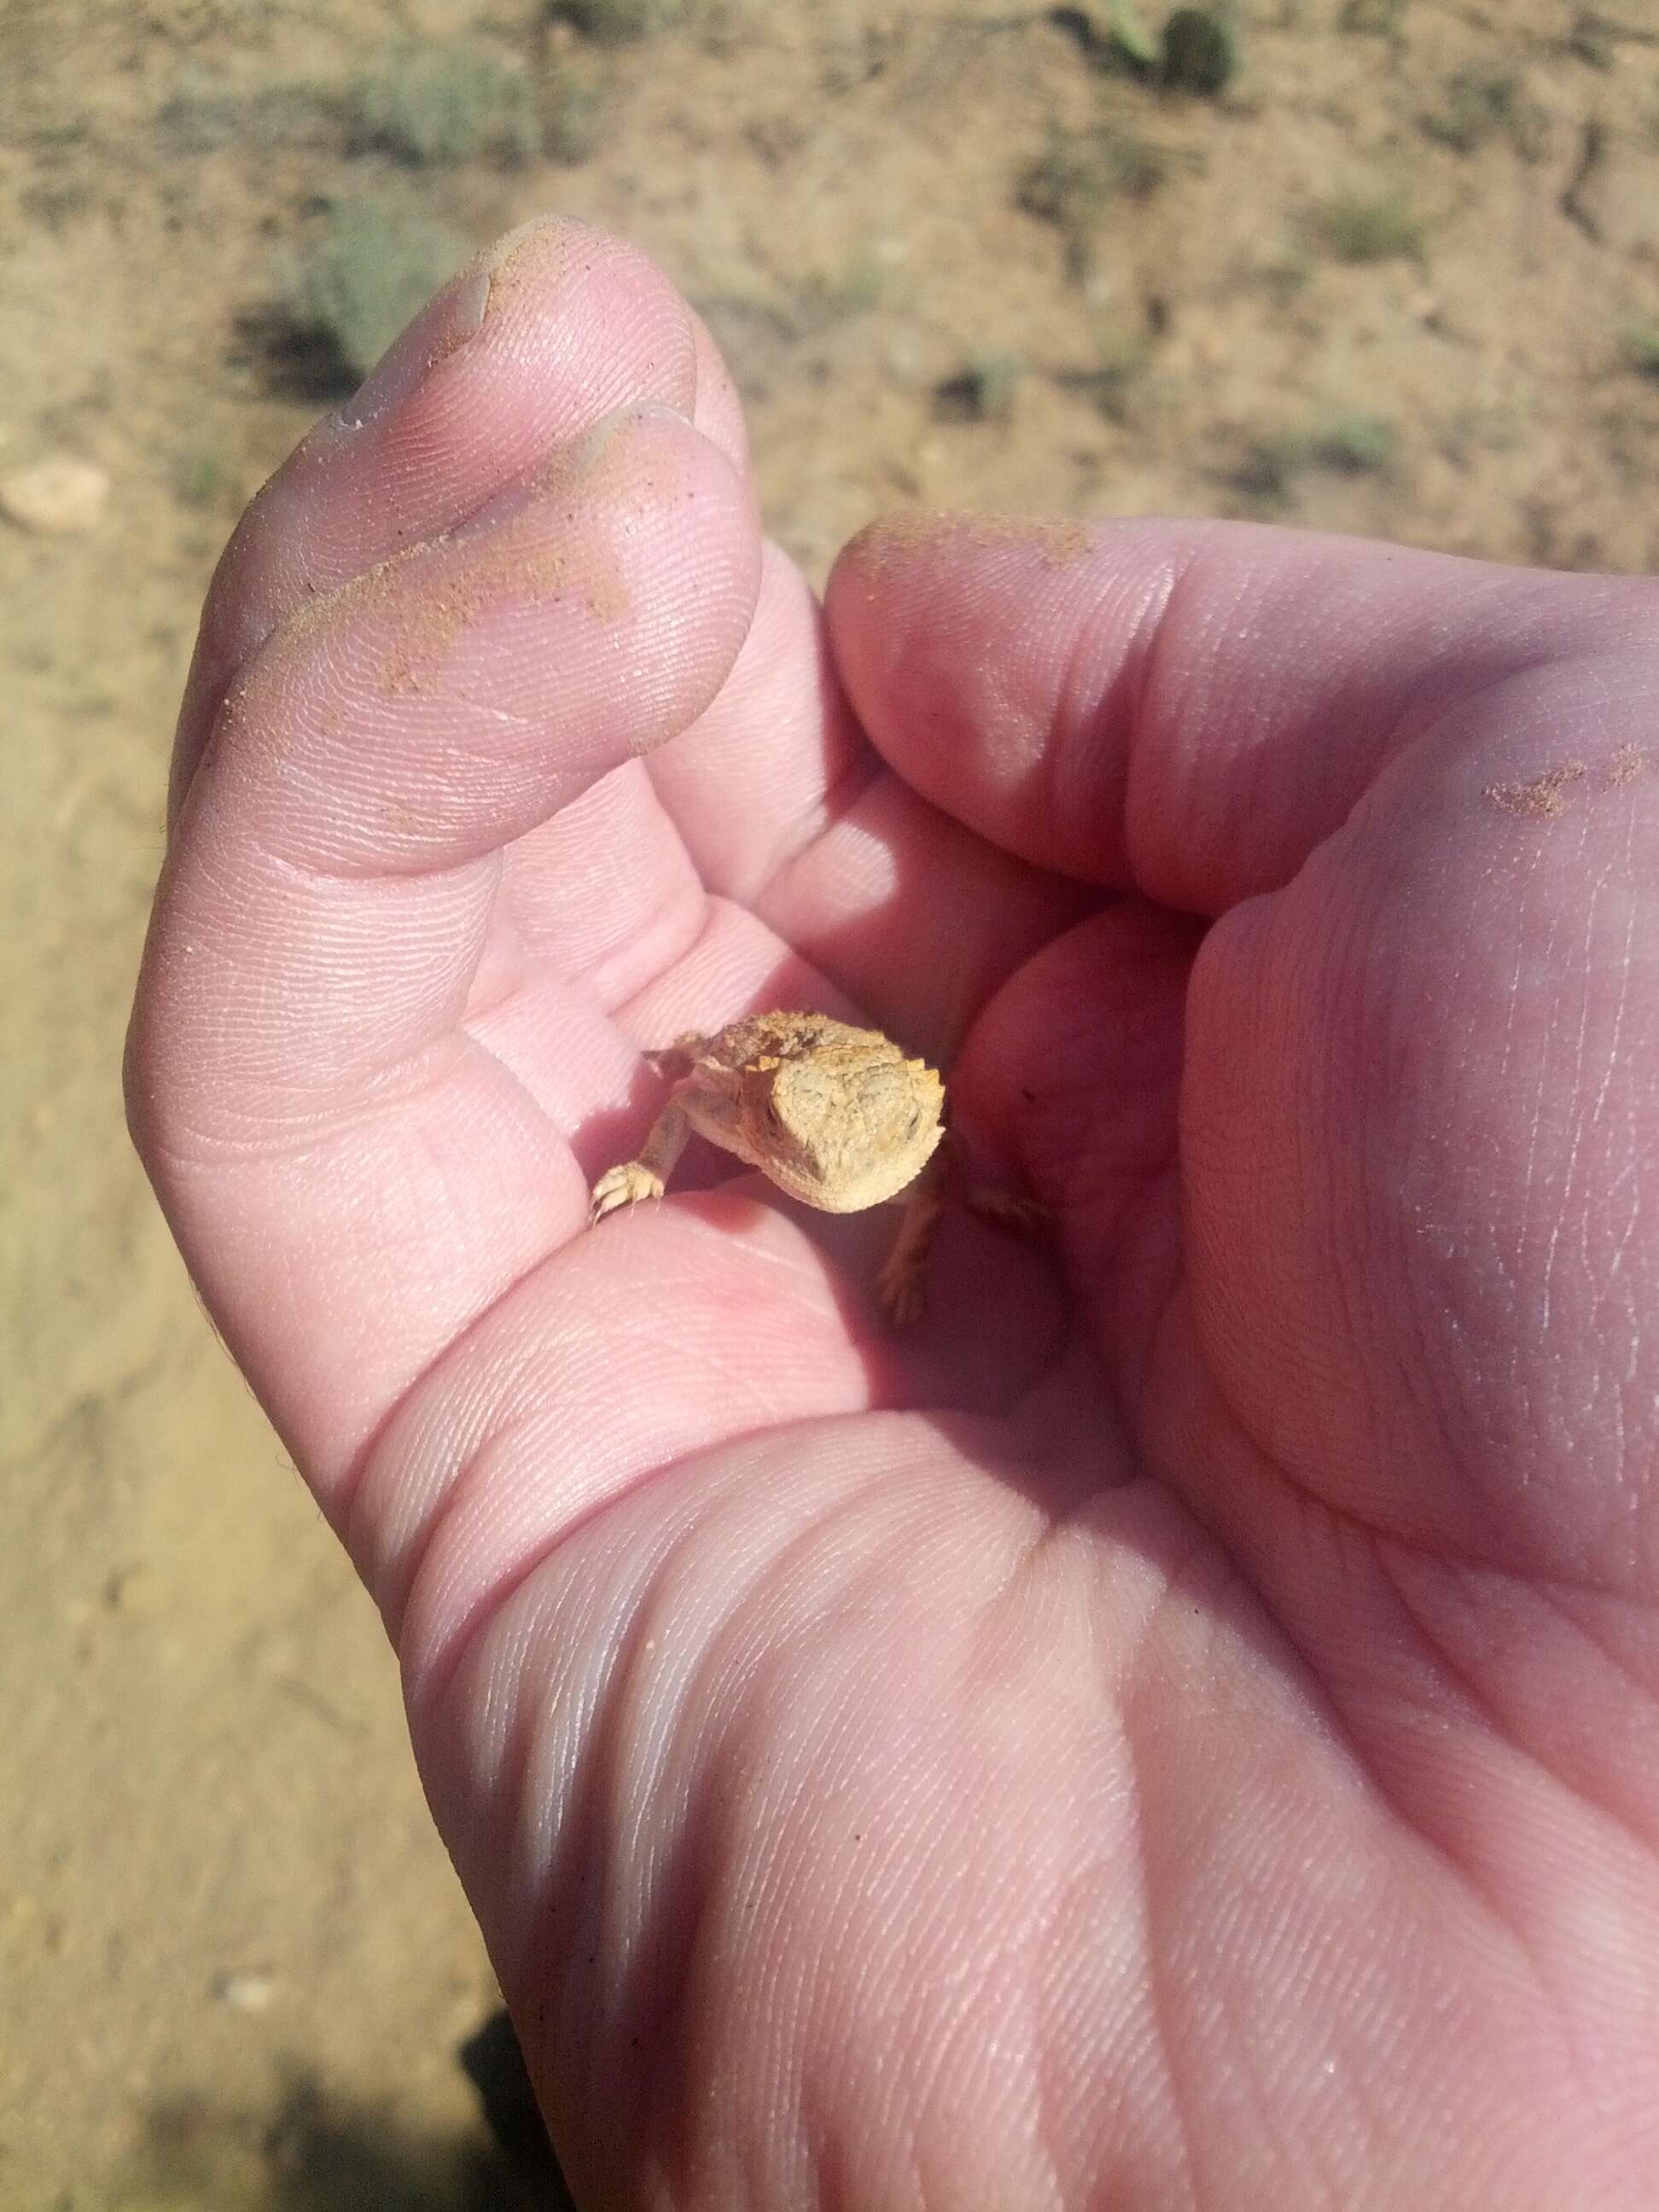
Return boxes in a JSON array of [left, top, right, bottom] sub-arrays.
[[1048, 0, 1159, 75], [1317, 186, 1427, 263], [1306, 413, 1399, 472], [1339, 0, 1406, 29], [545, 0, 697, 43], [350, 38, 539, 166], [1020, 127, 1167, 277], [1233, 413, 1398, 503], [541, 66, 607, 163], [1161, 9, 1238, 96], [1256, 247, 1313, 302], [1565, 9, 1617, 67], [1622, 324, 1659, 379], [1231, 436, 1298, 506], [157, 74, 250, 154], [793, 256, 885, 333], [1105, 0, 1159, 68], [158, 67, 340, 155], [1420, 71, 1523, 154], [274, 198, 469, 385], [20, 183, 91, 230], [1050, 322, 1152, 422], [934, 354, 1026, 425], [172, 446, 239, 509]]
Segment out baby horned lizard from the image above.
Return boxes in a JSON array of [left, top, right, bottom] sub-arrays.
[[589, 1010, 1042, 1322]]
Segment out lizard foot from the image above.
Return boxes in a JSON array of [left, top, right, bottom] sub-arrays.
[[589, 1161, 667, 1224]]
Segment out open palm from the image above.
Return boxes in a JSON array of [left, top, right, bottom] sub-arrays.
[[129, 221, 1659, 2209]]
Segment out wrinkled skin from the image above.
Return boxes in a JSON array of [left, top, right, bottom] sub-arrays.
[[126, 218, 1659, 2210]]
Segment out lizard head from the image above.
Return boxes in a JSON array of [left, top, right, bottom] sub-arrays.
[[736, 1042, 946, 1214]]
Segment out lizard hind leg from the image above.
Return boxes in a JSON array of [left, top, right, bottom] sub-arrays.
[[875, 1161, 950, 1325], [964, 1185, 1051, 1237], [875, 1156, 1051, 1324]]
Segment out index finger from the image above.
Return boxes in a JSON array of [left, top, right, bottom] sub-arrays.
[[826, 514, 1659, 909]]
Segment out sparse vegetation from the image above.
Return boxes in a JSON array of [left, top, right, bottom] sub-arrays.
[[693, 257, 887, 377], [1256, 248, 1313, 302], [1020, 126, 1167, 278], [1564, 9, 1617, 67], [1420, 72, 1543, 157], [156, 80, 244, 154], [172, 446, 240, 510], [20, 182, 92, 230], [934, 354, 1026, 425], [1339, 0, 1406, 30], [349, 38, 540, 167], [1233, 413, 1399, 504], [1231, 438, 1296, 505], [1307, 414, 1399, 472], [1421, 71, 1514, 154], [274, 198, 469, 386], [1047, 0, 1161, 74], [541, 67, 608, 164], [1105, 0, 1160, 69], [545, 0, 697, 43], [794, 256, 886, 332], [1056, 327, 1151, 422], [157, 70, 340, 156], [158, 44, 600, 172], [1317, 186, 1427, 263], [1622, 324, 1659, 380], [1161, 9, 1237, 96]]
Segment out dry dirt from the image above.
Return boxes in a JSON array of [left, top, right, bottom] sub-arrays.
[[3, 0, 1657, 2204]]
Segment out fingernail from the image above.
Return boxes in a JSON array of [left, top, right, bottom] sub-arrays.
[[335, 264, 492, 432], [451, 399, 696, 536], [538, 398, 694, 485]]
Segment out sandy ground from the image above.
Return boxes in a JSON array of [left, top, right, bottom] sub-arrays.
[[3, 1, 1657, 2203]]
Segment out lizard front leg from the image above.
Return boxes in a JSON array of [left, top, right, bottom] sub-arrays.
[[875, 1153, 950, 1324], [589, 1093, 692, 1223]]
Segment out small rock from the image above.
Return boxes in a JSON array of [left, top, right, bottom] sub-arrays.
[[213, 1970, 277, 2013], [0, 455, 109, 535]]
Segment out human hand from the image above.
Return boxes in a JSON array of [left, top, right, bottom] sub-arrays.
[[128, 219, 1659, 2209]]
